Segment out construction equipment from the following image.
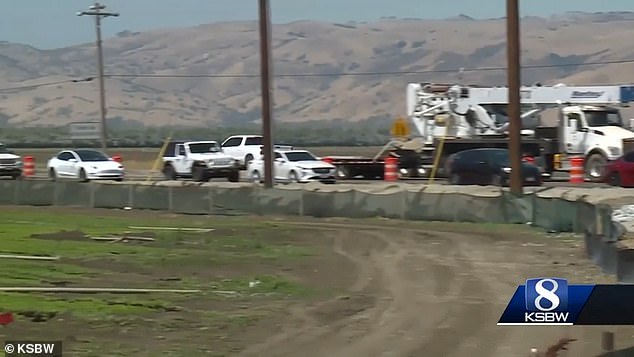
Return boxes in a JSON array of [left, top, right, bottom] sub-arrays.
[[404, 82, 634, 181]]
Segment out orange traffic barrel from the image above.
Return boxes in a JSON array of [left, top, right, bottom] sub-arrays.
[[569, 156, 584, 184], [384, 157, 399, 182], [22, 156, 34, 178]]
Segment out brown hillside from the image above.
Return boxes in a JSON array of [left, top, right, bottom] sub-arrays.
[[2, 12, 634, 127]]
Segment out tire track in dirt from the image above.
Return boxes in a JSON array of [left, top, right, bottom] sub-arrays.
[[407, 231, 503, 357], [242, 220, 595, 357], [238, 229, 391, 357]]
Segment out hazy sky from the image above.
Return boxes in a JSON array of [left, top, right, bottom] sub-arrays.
[[2, 0, 634, 49]]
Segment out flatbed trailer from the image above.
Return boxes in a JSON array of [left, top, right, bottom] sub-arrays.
[[321, 147, 425, 180]]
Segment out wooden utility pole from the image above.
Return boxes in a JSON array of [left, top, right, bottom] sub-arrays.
[[259, 0, 274, 188], [77, 2, 119, 153], [506, 0, 523, 195]]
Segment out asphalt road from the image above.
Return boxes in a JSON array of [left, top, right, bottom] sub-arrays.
[[1, 168, 618, 188]]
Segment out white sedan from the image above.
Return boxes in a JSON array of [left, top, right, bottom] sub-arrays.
[[47, 149, 125, 182], [247, 149, 336, 183]]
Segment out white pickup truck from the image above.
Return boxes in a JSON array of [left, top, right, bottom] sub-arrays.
[[221, 135, 293, 169], [0, 143, 22, 180], [161, 140, 241, 182], [247, 149, 336, 183]]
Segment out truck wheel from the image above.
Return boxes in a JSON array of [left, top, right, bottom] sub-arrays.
[[227, 170, 240, 183], [244, 154, 254, 169], [163, 164, 177, 180], [192, 166, 208, 182], [585, 153, 607, 182]]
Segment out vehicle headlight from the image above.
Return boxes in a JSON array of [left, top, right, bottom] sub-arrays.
[[207, 160, 214, 167], [608, 146, 621, 157], [399, 168, 408, 175], [417, 167, 426, 175], [15, 160, 22, 167], [503, 167, 512, 173]]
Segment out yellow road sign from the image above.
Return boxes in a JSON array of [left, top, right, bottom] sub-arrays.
[[391, 117, 410, 138]]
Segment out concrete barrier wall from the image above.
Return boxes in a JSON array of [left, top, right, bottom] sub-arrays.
[[1, 180, 633, 282]]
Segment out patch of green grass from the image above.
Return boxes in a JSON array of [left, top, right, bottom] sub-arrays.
[[0, 293, 179, 319], [0, 207, 317, 323], [0, 260, 99, 285]]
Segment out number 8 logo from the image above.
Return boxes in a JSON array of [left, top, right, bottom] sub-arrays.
[[534, 278, 560, 312]]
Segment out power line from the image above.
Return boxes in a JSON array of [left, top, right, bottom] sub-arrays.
[[103, 58, 634, 79], [0, 78, 94, 93], [1, 57, 633, 93]]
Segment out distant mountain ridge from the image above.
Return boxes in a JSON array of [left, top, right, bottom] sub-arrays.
[[2, 11, 634, 127]]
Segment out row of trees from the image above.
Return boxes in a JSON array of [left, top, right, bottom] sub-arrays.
[[0, 118, 397, 148]]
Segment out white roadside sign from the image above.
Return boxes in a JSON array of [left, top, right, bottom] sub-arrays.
[[69, 122, 101, 140]]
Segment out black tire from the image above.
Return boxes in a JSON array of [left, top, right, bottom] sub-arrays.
[[163, 164, 177, 180], [491, 174, 504, 186], [227, 170, 240, 183], [585, 153, 607, 182], [49, 168, 56, 182], [78, 168, 88, 182], [114, 178, 123, 182], [10, 174, 20, 181], [449, 173, 461, 185], [609, 172, 622, 187], [250, 170, 262, 183], [192, 166, 208, 182], [288, 171, 299, 183]]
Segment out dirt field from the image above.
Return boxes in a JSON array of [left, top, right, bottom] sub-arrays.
[[0, 206, 632, 356], [15, 146, 383, 171]]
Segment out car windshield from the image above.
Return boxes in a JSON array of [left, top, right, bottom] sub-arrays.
[[188, 142, 221, 153], [285, 151, 317, 162], [488, 150, 510, 165], [584, 110, 623, 127], [75, 150, 109, 162], [0, 145, 10, 154]]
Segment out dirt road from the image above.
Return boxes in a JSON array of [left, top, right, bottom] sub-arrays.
[[239, 219, 632, 357]]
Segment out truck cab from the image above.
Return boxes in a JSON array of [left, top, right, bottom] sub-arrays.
[[221, 135, 294, 169], [560, 105, 634, 179]]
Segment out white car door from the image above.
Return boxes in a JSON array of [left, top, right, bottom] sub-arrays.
[[221, 137, 243, 161], [274, 152, 291, 180], [56, 152, 74, 177], [564, 113, 584, 154], [173, 144, 190, 173], [68, 152, 83, 178]]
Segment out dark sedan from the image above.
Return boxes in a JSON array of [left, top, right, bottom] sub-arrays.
[[446, 148, 542, 186]]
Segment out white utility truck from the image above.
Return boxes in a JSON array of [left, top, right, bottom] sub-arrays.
[[404, 83, 634, 181]]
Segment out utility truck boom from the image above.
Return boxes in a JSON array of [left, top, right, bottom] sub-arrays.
[[405, 83, 634, 181]]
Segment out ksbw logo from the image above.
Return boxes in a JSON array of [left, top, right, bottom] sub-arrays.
[[525, 278, 569, 323]]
